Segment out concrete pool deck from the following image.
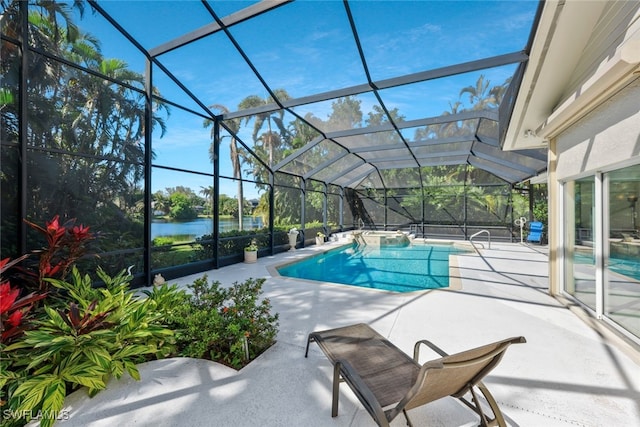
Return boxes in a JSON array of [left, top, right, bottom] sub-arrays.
[[56, 241, 640, 427]]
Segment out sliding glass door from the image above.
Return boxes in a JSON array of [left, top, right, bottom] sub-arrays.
[[565, 178, 596, 311], [565, 164, 640, 339], [605, 165, 640, 337]]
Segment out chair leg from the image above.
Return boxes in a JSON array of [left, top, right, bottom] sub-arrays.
[[458, 382, 506, 427], [469, 386, 490, 426], [305, 335, 314, 357], [332, 362, 341, 417], [402, 409, 414, 427], [475, 382, 507, 427]]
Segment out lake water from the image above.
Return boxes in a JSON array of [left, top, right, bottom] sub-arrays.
[[151, 217, 263, 239]]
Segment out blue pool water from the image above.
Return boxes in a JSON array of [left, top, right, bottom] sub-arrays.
[[574, 252, 640, 281], [277, 243, 467, 292]]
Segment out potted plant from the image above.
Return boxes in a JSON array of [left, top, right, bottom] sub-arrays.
[[316, 232, 325, 246], [244, 240, 258, 263]]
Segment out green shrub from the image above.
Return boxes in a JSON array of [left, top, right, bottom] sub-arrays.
[[1, 267, 176, 427], [142, 282, 188, 321], [157, 275, 279, 370], [152, 236, 175, 246]]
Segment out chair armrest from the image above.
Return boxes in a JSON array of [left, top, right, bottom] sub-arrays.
[[413, 339, 449, 361], [336, 358, 389, 427]]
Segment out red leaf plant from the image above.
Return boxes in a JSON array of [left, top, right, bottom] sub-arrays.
[[0, 215, 95, 342], [0, 256, 47, 344], [23, 215, 96, 292], [58, 301, 115, 335]]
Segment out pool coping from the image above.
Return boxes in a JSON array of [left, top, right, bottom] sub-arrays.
[[265, 238, 475, 293]]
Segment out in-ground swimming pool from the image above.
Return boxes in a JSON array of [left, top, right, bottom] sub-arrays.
[[276, 243, 468, 292], [574, 252, 640, 281]]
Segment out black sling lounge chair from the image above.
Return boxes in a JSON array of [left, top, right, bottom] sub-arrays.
[[305, 323, 525, 427]]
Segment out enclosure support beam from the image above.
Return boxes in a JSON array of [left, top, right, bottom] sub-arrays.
[[339, 187, 345, 231], [463, 166, 469, 239], [269, 173, 275, 255], [149, 0, 292, 57], [300, 180, 306, 247], [213, 119, 221, 268], [323, 182, 328, 237], [302, 152, 349, 180], [509, 190, 515, 243], [18, 0, 28, 256], [222, 51, 524, 120], [384, 189, 388, 230], [144, 59, 153, 285]]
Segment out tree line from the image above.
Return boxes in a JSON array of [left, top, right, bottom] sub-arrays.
[[152, 186, 254, 221]]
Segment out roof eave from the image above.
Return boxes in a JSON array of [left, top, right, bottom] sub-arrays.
[[504, 0, 640, 152]]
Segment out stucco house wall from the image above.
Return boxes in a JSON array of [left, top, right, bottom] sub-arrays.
[[555, 78, 640, 181]]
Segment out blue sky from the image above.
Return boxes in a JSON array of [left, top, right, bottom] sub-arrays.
[[72, 0, 538, 200]]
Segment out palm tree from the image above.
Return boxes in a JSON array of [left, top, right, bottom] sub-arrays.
[[489, 77, 512, 105], [459, 74, 511, 111], [231, 90, 293, 227], [199, 185, 214, 215], [205, 105, 244, 230], [152, 191, 171, 217], [61, 54, 166, 212], [4, 2, 168, 225], [459, 74, 493, 109], [440, 101, 465, 137], [238, 89, 291, 167]]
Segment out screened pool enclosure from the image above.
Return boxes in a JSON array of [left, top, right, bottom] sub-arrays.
[[1, 0, 548, 285]]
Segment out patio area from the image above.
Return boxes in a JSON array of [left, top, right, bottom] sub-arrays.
[[54, 241, 640, 427]]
